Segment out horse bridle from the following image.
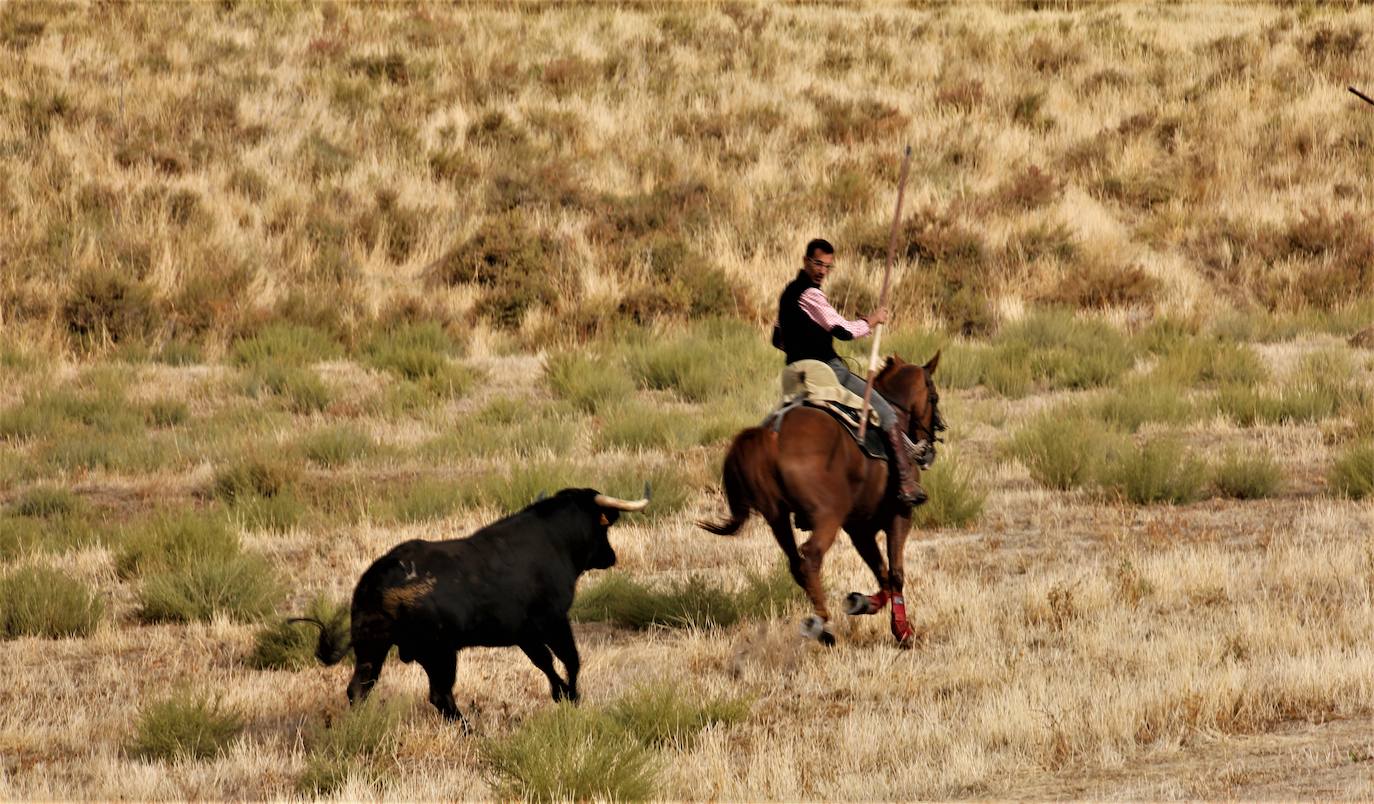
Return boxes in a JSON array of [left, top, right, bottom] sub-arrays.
[[908, 370, 946, 470]]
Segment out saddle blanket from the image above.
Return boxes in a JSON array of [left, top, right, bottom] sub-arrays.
[[763, 360, 888, 461]]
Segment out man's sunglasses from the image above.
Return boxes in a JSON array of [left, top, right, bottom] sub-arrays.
[[807, 257, 834, 269]]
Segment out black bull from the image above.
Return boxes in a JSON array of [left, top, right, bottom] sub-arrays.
[[294, 487, 648, 726]]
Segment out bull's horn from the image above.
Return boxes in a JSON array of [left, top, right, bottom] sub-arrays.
[[594, 493, 649, 512], [535, 490, 548, 502], [643, 481, 652, 501]]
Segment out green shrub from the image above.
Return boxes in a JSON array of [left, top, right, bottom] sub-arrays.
[[381, 479, 468, 523], [1094, 380, 1196, 432], [0, 512, 98, 561], [618, 319, 775, 403], [481, 704, 658, 803], [0, 383, 143, 440], [571, 564, 798, 631], [361, 322, 466, 381], [0, 566, 104, 639], [145, 398, 189, 427], [213, 456, 299, 502], [116, 512, 239, 578], [299, 424, 375, 467], [596, 401, 699, 452], [246, 363, 332, 414], [41, 432, 169, 474], [608, 685, 749, 749], [298, 698, 404, 795], [997, 310, 1136, 391], [10, 485, 80, 518], [127, 692, 243, 762], [232, 492, 307, 533], [1009, 411, 1119, 490], [248, 596, 350, 671], [1150, 338, 1268, 387], [1329, 441, 1374, 499], [137, 553, 282, 623], [1211, 448, 1283, 500], [913, 455, 985, 529], [231, 324, 341, 367], [482, 462, 584, 515], [544, 352, 636, 413], [155, 340, 203, 366], [1099, 436, 1207, 505]]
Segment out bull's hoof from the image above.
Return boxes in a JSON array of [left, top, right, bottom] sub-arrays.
[[846, 592, 887, 616], [800, 615, 836, 646]]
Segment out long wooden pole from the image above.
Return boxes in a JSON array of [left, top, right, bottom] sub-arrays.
[[857, 145, 913, 441], [1352, 86, 1374, 107]]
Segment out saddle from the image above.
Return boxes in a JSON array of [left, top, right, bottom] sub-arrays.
[[763, 360, 889, 461]]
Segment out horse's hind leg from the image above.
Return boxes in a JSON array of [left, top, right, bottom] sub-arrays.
[[766, 514, 806, 592], [797, 518, 842, 646], [844, 527, 891, 616]]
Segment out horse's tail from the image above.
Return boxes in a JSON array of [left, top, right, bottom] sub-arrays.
[[287, 616, 352, 666], [698, 427, 782, 536]]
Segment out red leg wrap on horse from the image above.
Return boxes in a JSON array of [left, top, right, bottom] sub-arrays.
[[869, 590, 889, 610], [890, 595, 913, 641]]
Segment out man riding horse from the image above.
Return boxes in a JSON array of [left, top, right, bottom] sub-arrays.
[[772, 238, 925, 507]]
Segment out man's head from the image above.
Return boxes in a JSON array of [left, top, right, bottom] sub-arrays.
[[801, 238, 835, 285]]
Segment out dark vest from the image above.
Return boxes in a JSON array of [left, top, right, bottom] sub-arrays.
[[775, 271, 838, 364]]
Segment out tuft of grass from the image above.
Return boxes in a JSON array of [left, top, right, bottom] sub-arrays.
[[1149, 338, 1268, 387], [145, 398, 189, 428], [361, 322, 475, 398], [248, 596, 350, 671], [244, 363, 332, 414], [1093, 380, 1197, 432], [298, 698, 405, 795], [298, 424, 375, 467], [380, 479, 469, 523], [913, 454, 985, 529], [10, 485, 81, 518], [596, 401, 700, 452], [127, 691, 243, 762], [1211, 448, 1283, 500], [231, 492, 308, 533], [213, 456, 299, 503], [1099, 436, 1207, 505], [482, 703, 659, 803], [136, 553, 282, 624], [1329, 441, 1374, 499], [1009, 410, 1121, 490], [116, 512, 239, 578], [618, 319, 776, 404], [571, 564, 798, 631], [608, 684, 750, 750], [544, 352, 636, 413], [0, 566, 104, 639], [231, 324, 341, 367]]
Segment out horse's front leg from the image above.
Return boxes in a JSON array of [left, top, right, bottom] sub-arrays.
[[797, 518, 841, 646], [886, 515, 915, 646]]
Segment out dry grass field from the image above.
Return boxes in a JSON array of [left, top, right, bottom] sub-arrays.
[[4, 1, 1374, 800]]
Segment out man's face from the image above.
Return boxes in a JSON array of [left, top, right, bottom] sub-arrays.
[[802, 250, 834, 285]]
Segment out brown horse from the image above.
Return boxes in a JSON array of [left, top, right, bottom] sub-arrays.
[[699, 353, 942, 646]]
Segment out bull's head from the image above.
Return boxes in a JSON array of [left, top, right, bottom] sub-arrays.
[[544, 486, 650, 571], [588, 485, 651, 569]]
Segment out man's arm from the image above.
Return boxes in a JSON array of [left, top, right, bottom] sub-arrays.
[[797, 288, 871, 341]]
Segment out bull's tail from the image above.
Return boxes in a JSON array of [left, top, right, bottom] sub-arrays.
[[288, 616, 351, 666], [698, 427, 783, 536]]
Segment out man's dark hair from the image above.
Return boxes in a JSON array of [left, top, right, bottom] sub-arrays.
[[804, 238, 834, 260]]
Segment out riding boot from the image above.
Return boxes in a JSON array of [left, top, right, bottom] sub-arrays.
[[885, 424, 927, 507]]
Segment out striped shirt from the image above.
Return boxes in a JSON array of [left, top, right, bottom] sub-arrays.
[[797, 287, 871, 340]]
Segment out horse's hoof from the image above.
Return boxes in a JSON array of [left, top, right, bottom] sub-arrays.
[[800, 615, 825, 640], [845, 592, 876, 616], [892, 620, 915, 647], [818, 629, 837, 647]]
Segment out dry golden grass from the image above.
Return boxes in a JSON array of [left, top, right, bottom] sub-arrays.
[[4, 1, 1374, 801]]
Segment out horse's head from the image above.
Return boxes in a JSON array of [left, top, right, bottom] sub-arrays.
[[874, 351, 945, 469]]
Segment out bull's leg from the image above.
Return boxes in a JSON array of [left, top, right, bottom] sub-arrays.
[[545, 618, 581, 703], [845, 527, 891, 616], [886, 518, 915, 646], [418, 649, 466, 726], [518, 639, 570, 702], [798, 519, 841, 646], [346, 640, 389, 706]]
